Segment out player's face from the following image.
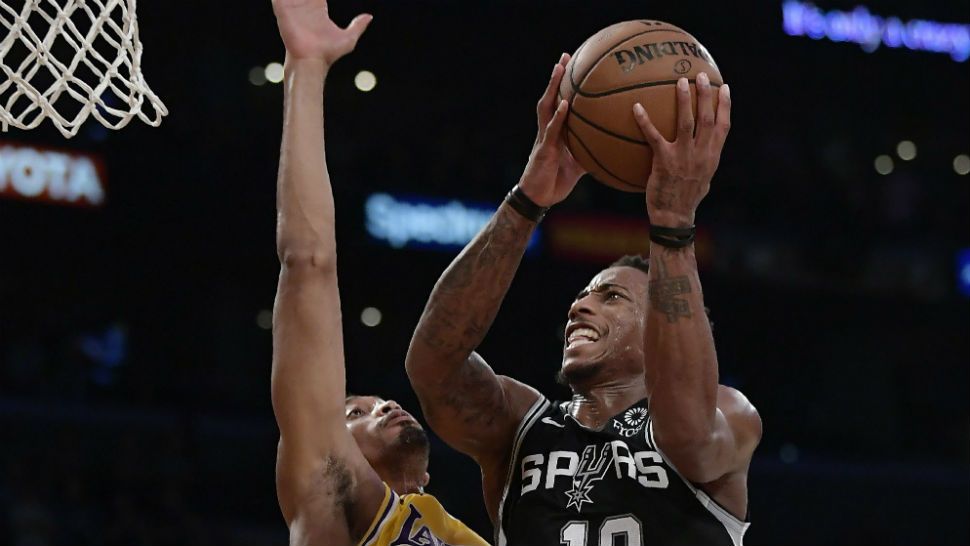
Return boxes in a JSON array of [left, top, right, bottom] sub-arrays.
[[344, 396, 426, 462], [561, 266, 649, 383]]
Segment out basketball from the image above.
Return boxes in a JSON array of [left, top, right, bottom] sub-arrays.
[[559, 20, 723, 192]]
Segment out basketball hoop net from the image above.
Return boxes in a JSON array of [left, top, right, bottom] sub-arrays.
[[0, 0, 167, 138]]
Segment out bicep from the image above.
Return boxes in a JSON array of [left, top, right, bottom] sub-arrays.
[[271, 267, 345, 443], [661, 390, 762, 484], [412, 351, 538, 460], [709, 402, 761, 479]]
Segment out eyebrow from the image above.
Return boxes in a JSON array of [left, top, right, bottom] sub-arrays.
[[345, 397, 382, 408], [574, 283, 630, 301]]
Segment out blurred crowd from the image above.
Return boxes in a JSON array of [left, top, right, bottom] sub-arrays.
[[4, 426, 209, 546], [1, 410, 287, 546]]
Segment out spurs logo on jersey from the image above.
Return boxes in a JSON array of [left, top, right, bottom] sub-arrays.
[[564, 444, 613, 512], [496, 398, 750, 546], [521, 439, 671, 507]]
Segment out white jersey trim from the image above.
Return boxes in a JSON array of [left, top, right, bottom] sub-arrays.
[[360, 489, 400, 546], [647, 419, 750, 546], [496, 395, 550, 546]]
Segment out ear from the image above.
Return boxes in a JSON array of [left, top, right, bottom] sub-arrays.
[[421, 472, 430, 488]]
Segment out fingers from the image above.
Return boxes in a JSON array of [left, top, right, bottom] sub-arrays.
[[345, 13, 373, 46], [694, 72, 715, 146], [541, 100, 569, 148], [632, 103, 668, 148], [711, 84, 732, 150], [675, 77, 694, 144], [561, 146, 588, 178], [537, 54, 568, 130]]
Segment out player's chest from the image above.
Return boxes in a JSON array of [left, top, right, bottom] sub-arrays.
[[516, 419, 679, 515]]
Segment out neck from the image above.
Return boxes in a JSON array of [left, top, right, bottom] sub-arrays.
[[568, 374, 647, 429], [373, 454, 427, 496]]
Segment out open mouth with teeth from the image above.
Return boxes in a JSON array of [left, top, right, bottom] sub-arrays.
[[566, 327, 601, 349]]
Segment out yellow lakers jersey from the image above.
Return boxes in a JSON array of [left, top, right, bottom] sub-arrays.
[[358, 484, 490, 546]]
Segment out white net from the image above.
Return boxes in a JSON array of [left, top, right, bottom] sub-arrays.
[[0, 0, 167, 138]]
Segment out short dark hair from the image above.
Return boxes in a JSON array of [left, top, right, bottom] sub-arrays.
[[609, 254, 649, 275], [605, 254, 713, 332]]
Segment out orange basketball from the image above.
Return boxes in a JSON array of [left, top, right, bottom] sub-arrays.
[[559, 20, 723, 192]]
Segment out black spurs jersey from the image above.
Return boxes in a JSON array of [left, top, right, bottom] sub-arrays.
[[496, 397, 748, 546]]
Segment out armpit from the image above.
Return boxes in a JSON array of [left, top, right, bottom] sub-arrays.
[[306, 455, 357, 518]]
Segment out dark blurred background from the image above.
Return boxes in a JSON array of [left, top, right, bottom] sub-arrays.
[[1, 0, 968, 545]]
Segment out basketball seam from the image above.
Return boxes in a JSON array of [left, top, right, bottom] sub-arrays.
[[569, 79, 722, 145], [577, 78, 721, 99], [563, 25, 693, 193], [566, 126, 643, 191], [570, 109, 648, 146], [566, 39, 591, 100]]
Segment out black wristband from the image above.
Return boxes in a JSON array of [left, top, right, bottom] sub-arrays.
[[505, 184, 549, 223], [649, 224, 696, 248]]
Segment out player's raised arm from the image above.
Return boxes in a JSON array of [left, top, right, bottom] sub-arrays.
[[269, 0, 381, 537], [632, 74, 761, 485], [405, 56, 586, 460]]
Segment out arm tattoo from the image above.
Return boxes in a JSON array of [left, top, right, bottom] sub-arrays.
[[649, 175, 681, 210], [434, 358, 503, 427], [416, 206, 532, 359], [411, 204, 534, 421], [649, 254, 693, 323]]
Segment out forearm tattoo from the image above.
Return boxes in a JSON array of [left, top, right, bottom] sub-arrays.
[[412, 205, 533, 420], [417, 206, 530, 359], [649, 254, 693, 323]]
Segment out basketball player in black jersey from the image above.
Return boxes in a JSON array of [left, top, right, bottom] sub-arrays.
[[406, 58, 761, 545]]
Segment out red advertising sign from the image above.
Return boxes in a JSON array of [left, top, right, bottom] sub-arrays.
[[0, 142, 106, 207], [545, 213, 711, 266]]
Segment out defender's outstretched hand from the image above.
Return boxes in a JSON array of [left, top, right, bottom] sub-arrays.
[[518, 53, 588, 208], [633, 72, 731, 227], [272, 0, 372, 63]]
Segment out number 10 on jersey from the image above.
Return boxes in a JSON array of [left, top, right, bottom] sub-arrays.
[[561, 515, 642, 546]]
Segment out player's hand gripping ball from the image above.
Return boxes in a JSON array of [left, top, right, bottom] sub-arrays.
[[559, 20, 723, 192]]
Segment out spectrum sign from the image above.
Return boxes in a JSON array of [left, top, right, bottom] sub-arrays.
[[958, 249, 970, 298], [365, 192, 539, 252], [0, 143, 105, 207], [782, 2, 970, 62]]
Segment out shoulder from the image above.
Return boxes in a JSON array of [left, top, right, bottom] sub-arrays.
[[496, 375, 544, 425], [379, 492, 491, 546], [716, 385, 757, 413], [716, 385, 762, 449], [354, 484, 400, 546]]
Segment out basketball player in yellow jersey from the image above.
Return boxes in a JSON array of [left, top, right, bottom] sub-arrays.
[[269, 2, 489, 545]]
